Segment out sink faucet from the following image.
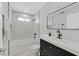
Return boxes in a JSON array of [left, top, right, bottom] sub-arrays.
[[56, 24, 64, 39], [57, 29, 62, 39]]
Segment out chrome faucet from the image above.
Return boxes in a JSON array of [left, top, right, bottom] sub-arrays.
[[57, 29, 62, 39], [56, 24, 64, 39]]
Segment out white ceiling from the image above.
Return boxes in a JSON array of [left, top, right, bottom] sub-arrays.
[[10, 2, 47, 15]]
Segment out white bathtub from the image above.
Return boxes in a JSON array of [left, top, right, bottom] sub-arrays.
[[9, 38, 40, 56]]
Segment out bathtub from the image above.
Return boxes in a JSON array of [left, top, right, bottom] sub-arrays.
[[9, 38, 40, 56]]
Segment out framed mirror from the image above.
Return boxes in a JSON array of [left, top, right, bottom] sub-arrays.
[[47, 2, 79, 30]]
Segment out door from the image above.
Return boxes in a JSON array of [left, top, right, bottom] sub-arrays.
[[0, 2, 9, 56]]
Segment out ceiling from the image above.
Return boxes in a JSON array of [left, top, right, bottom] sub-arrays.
[[10, 2, 47, 15]]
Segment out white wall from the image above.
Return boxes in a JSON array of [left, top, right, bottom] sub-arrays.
[[40, 2, 79, 42], [11, 11, 34, 41]]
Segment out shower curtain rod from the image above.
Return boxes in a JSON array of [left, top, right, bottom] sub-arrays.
[[47, 2, 77, 16]]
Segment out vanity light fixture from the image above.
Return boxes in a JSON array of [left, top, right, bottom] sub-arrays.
[[18, 17, 30, 22], [18, 17, 25, 21], [24, 18, 30, 22]]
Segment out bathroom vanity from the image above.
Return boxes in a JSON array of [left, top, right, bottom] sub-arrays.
[[40, 39, 76, 56], [39, 34, 79, 56]]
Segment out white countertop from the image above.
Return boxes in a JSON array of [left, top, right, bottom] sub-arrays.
[[40, 35, 79, 55]]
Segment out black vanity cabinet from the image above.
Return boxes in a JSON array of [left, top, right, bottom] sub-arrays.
[[40, 39, 76, 56]]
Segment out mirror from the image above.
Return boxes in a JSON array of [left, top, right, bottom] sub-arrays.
[[47, 2, 79, 30]]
